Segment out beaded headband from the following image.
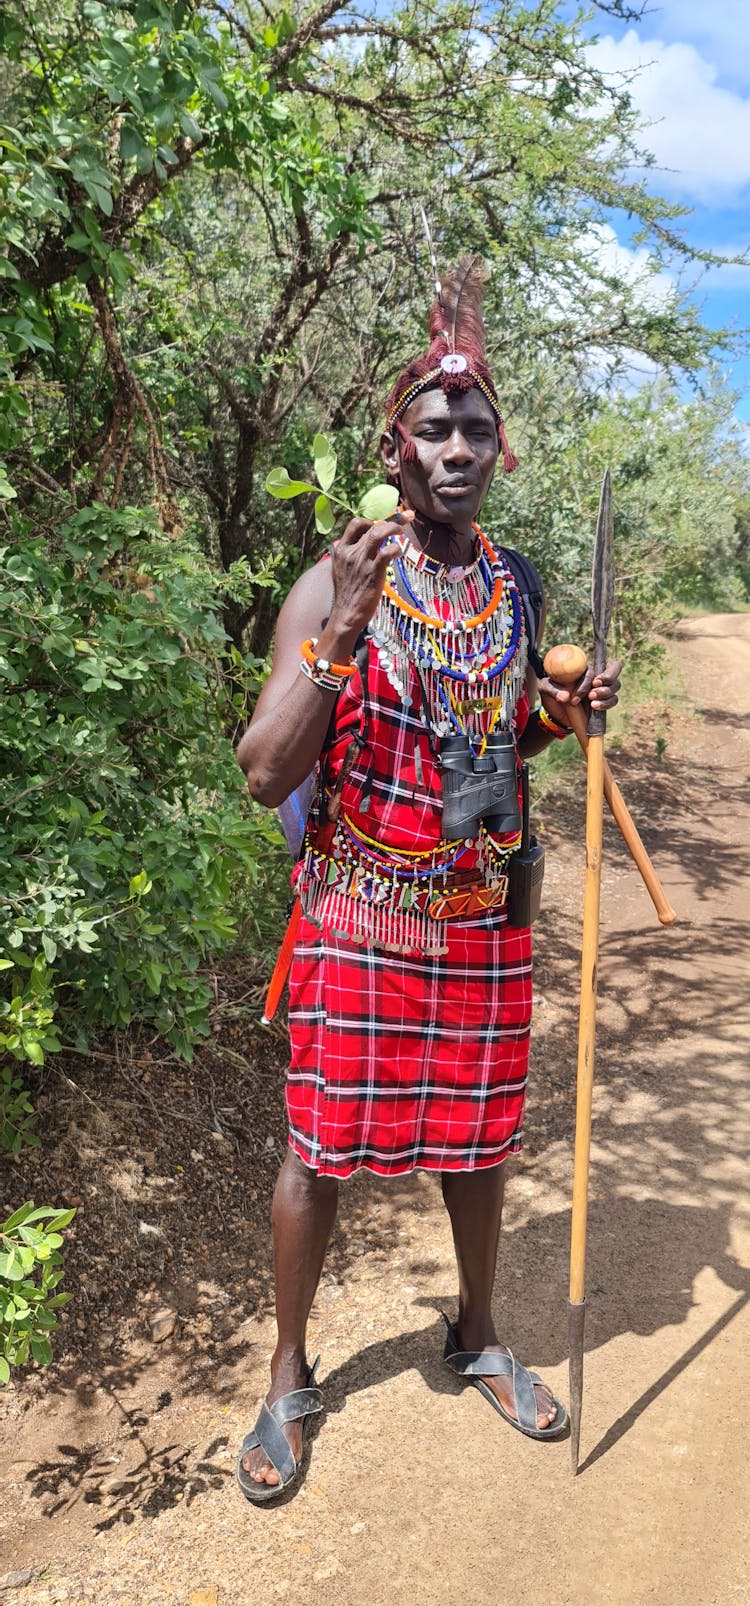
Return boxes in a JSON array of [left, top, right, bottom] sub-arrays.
[[387, 352, 519, 475]]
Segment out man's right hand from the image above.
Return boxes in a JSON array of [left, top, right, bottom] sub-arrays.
[[329, 511, 415, 642]]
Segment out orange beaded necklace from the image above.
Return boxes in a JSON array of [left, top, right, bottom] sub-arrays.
[[381, 525, 504, 630]]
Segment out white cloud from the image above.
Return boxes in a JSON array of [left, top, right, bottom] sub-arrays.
[[587, 30, 750, 202], [580, 224, 676, 308], [693, 250, 750, 292], [640, 2, 750, 86]]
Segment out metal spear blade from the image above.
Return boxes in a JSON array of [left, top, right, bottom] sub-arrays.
[[588, 468, 615, 740], [591, 468, 614, 668]]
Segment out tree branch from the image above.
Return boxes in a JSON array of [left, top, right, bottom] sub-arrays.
[[22, 137, 202, 295], [268, 0, 347, 75]]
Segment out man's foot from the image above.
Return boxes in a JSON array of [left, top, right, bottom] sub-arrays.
[[241, 1351, 310, 1488], [454, 1319, 561, 1432]]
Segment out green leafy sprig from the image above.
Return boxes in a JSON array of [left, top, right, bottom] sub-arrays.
[[0, 1202, 76, 1382], [266, 433, 399, 534]]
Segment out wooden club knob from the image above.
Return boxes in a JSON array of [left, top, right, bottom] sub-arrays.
[[543, 643, 588, 686]]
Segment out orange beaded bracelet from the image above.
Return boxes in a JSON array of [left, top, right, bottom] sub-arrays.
[[537, 704, 572, 739], [300, 637, 357, 687]]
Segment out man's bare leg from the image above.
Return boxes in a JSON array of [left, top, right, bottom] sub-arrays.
[[441, 1165, 558, 1430], [242, 1146, 338, 1486]]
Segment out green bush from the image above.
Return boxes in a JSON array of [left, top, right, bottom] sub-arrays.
[[0, 1202, 75, 1382], [0, 502, 283, 1064]]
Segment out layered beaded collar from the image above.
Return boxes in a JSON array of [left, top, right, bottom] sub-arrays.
[[383, 525, 506, 631], [392, 527, 483, 582]]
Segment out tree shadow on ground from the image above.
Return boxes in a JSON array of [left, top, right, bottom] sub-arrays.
[[22, 1413, 232, 1531]]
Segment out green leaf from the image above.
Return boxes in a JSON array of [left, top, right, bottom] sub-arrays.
[[198, 69, 228, 111], [143, 960, 163, 995], [41, 934, 57, 964], [0, 1252, 24, 1282], [358, 484, 400, 523], [119, 125, 146, 162], [265, 467, 317, 500], [314, 494, 335, 536], [178, 111, 203, 142], [1, 1202, 35, 1232], [0, 1357, 10, 1385], [24, 1207, 75, 1228], [312, 434, 337, 492]]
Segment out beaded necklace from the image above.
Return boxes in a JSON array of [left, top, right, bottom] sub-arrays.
[[372, 523, 527, 746]]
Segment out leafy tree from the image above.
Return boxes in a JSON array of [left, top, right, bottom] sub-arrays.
[[1, 0, 732, 626], [0, 504, 283, 1079]]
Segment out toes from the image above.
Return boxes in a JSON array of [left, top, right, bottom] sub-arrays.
[[535, 1386, 557, 1429], [242, 1455, 278, 1485]]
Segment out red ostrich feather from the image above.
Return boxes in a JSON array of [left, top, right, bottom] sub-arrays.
[[428, 254, 489, 365]]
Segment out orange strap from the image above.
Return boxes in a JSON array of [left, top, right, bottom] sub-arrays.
[[262, 819, 337, 1025], [262, 900, 302, 1024]]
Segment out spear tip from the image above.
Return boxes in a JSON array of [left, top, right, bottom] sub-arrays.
[[568, 1297, 586, 1475]]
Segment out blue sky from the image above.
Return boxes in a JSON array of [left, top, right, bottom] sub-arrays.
[[575, 1, 750, 419]]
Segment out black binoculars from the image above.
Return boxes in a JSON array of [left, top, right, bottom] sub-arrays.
[[440, 731, 522, 840]]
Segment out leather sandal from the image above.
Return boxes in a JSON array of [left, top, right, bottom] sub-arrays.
[[441, 1314, 568, 1441], [236, 1357, 323, 1504]]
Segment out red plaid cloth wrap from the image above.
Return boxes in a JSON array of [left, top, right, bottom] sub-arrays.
[[287, 607, 534, 1179]]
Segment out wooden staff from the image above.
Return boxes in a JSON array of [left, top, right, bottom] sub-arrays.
[[566, 469, 614, 1474], [543, 643, 676, 928]]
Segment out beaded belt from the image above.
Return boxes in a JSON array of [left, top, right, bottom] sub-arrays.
[[303, 849, 509, 922]]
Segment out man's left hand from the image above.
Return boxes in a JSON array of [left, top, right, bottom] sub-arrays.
[[539, 658, 621, 724]]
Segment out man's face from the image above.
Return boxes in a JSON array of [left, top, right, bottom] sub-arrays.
[[381, 386, 499, 528]]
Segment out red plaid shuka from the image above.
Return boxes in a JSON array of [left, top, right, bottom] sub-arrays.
[[287, 914, 531, 1178], [287, 555, 533, 1179]]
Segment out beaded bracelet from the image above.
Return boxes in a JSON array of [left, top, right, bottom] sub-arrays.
[[300, 637, 356, 677], [537, 704, 572, 739], [299, 637, 356, 693]]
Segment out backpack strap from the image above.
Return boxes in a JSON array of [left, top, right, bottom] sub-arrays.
[[501, 546, 545, 679]]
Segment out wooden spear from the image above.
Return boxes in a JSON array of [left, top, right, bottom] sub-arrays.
[[567, 468, 615, 1474]]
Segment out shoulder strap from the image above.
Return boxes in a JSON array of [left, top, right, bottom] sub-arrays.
[[278, 630, 371, 856], [501, 546, 545, 678]]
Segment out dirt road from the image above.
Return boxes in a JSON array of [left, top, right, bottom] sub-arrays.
[[2, 615, 749, 1605]]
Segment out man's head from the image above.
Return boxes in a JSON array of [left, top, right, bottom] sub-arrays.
[[382, 255, 518, 514], [381, 385, 499, 530]]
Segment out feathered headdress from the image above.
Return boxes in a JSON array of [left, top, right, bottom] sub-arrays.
[[385, 255, 518, 473]]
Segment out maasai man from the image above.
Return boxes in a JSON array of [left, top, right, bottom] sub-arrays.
[[235, 258, 621, 1501]]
